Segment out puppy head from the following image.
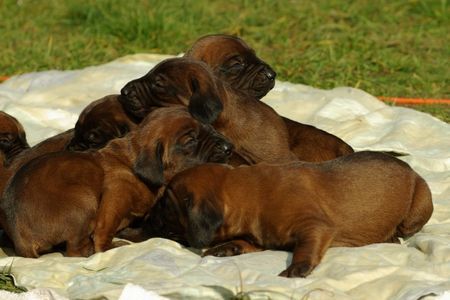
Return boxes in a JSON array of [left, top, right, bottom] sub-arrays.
[[0, 111, 29, 164], [146, 164, 229, 248], [120, 58, 223, 124], [184, 34, 277, 99], [67, 95, 138, 151], [132, 107, 233, 190]]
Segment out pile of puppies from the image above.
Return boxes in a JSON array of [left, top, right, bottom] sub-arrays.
[[0, 35, 433, 277]]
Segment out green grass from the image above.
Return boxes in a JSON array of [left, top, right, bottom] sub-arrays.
[[0, 0, 448, 121], [0, 263, 27, 293]]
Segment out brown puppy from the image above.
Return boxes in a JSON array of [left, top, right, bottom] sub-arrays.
[[184, 34, 276, 99], [146, 151, 433, 277], [0, 112, 30, 232], [0, 111, 29, 166], [184, 34, 354, 161], [0, 107, 233, 257], [120, 57, 296, 164], [67, 94, 138, 151], [1, 95, 138, 196]]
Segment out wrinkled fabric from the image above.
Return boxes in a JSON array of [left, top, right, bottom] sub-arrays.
[[0, 54, 449, 300]]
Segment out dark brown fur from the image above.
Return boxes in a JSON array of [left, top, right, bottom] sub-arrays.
[[147, 151, 433, 277], [0, 111, 29, 167], [120, 57, 296, 164], [1, 95, 139, 197], [0, 107, 232, 257], [67, 94, 138, 151], [184, 34, 276, 99], [184, 34, 354, 161]]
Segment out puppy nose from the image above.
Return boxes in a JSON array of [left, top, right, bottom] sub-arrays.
[[265, 68, 276, 81], [121, 84, 133, 96], [221, 141, 234, 156]]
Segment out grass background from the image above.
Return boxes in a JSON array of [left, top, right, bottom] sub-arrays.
[[0, 0, 448, 294], [0, 0, 448, 121]]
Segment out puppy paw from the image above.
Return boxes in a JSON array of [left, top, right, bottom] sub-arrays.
[[279, 262, 314, 278], [203, 242, 242, 257]]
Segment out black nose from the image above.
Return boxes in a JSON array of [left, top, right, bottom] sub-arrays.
[[221, 141, 234, 156], [265, 68, 276, 81], [121, 83, 133, 96]]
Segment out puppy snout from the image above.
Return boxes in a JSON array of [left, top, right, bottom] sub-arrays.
[[120, 83, 134, 97], [265, 67, 276, 81], [218, 141, 234, 156]]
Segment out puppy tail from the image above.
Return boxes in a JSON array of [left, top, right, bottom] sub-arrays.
[[396, 175, 433, 238]]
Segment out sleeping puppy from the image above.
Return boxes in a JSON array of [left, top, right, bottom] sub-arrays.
[[146, 151, 433, 277], [67, 94, 138, 151], [0, 111, 29, 232], [120, 57, 297, 165], [0, 111, 29, 166], [184, 34, 354, 161], [184, 34, 276, 99], [1, 95, 138, 196], [0, 106, 233, 257]]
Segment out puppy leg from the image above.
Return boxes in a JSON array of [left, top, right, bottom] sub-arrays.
[[93, 180, 152, 252], [279, 222, 336, 278], [66, 236, 94, 257], [93, 189, 132, 252], [396, 176, 433, 238], [203, 239, 264, 257]]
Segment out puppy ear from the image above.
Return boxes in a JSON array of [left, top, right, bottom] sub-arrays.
[[188, 77, 223, 124], [134, 141, 165, 189], [187, 194, 223, 248]]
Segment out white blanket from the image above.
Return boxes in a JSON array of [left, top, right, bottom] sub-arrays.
[[0, 54, 449, 300]]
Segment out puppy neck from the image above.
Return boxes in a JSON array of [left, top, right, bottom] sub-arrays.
[[97, 137, 136, 168]]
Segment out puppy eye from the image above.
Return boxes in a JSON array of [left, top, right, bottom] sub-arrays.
[[183, 196, 192, 208], [151, 76, 166, 90], [86, 131, 104, 144], [183, 136, 197, 147], [225, 61, 246, 75], [0, 135, 13, 146]]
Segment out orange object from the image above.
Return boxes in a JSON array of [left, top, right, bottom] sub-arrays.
[[378, 96, 450, 105], [0, 76, 9, 82]]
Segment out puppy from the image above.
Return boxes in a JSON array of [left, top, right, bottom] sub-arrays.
[[146, 151, 433, 277], [1, 95, 138, 196], [0, 111, 29, 166], [0, 112, 29, 234], [120, 57, 297, 165], [184, 34, 354, 161], [0, 107, 233, 257], [67, 94, 138, 151], [184, 34, 276, 99]]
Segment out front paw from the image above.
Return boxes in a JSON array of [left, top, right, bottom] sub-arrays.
[[279, 262, 314, 278], [203, 242, 243, 257]]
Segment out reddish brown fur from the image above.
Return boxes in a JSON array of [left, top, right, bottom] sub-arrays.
[[184, 34, 354, 161], [0, 111, 29, 166], [0, 111, 30, 233], [1, 95, 138, 198], [148, 151, 433, 277], [121, 58, 297, 164], [67, 95, 138, 151], [0, 107, 232, 257]]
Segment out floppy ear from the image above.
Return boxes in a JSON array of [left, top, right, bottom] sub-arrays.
[[186, 194, 223, 248], [188, 77, 223, 124], [133, 141, 165, 189]]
